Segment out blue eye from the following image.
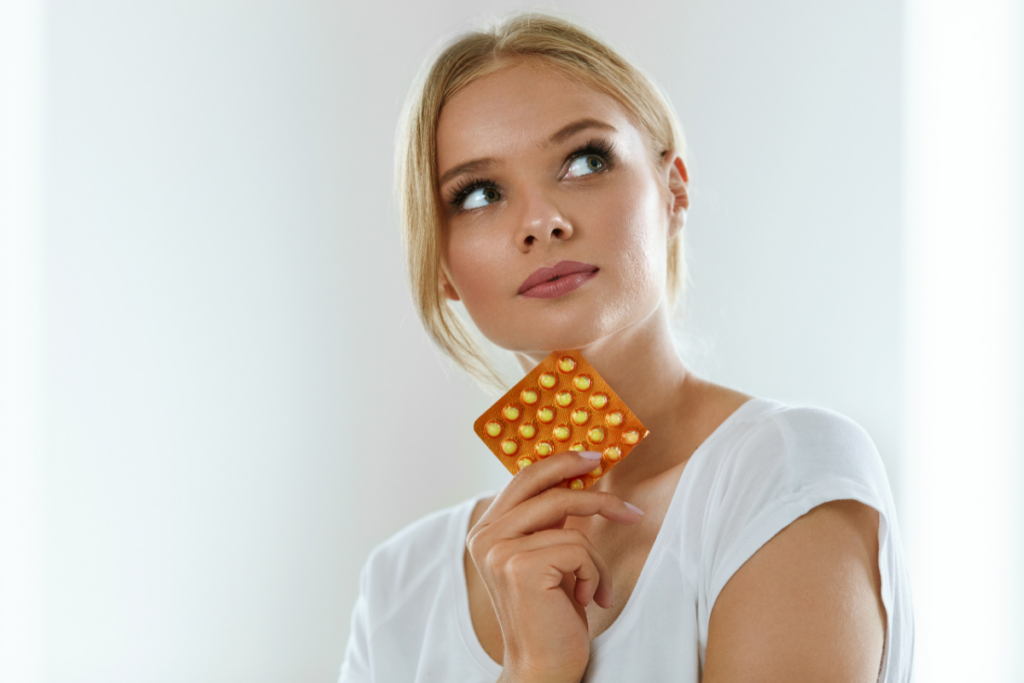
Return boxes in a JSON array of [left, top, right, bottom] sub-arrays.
[[461, 185, 501, 210], [566, 154, 606, 178]]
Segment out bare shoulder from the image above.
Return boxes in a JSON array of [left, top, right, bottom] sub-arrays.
[[704, 499, 886, 683]]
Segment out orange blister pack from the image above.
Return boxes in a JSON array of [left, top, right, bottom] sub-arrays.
[[473, 350, 649, 490]]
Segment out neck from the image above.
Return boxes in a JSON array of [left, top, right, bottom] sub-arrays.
[[515, 300, 700, 486]]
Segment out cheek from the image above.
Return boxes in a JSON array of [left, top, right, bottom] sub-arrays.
[[601, 179, 669, 296], [445, 227, 510, 323]]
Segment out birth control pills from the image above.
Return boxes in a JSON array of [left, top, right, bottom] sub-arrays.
[[473, 350, 649, 490]]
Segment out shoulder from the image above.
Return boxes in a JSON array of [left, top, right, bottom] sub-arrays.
[[699, 403, 892, 681], [710, 401, 889, 509], [359, 493, 489, 612], [763, 404, 882, 469], [695, 400, 894, 603]]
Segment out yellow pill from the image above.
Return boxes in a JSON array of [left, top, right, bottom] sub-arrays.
[[501, 439, 519, 455], [521, 389, 539, 405], [537, 407, 555, 423], [558, 356, 577, 373], [604, 445, 622, 461], [485, 421, 503, 437], [587, 427, 606, 444], [535, 441, 554, 457], [622, 430, 640, 445], [553, 425, 571, 441], [573, 375, 592, 391], [569, 442, 585, 452], [589, 464, 603, 477], [571, 408, 589, 425], [569, 478, 585, 490], [517, 457, 534, 470], [539, 373, 557, 389], [518, 423, 537, 439], [502, 405, 521, 421], [556, 391, 573, 407], [589, 393, 609, 410], [605, 411, 624, 427]]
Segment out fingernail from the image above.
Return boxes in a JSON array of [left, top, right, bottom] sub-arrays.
[[579, 451, 602, 461], [623, 502, 645, 516]]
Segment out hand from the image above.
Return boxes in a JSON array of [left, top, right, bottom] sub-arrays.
[[467, 451, 644, 683]]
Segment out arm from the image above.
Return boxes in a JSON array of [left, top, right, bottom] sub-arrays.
[[703, 499, 886, 683]]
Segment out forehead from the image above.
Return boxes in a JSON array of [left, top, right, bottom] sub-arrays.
[[436, 60, 636, 173]]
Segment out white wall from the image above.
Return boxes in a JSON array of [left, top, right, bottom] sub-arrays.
[[6, 0, 985, 680], [0, 0, 46, 681], [903, 0, 1024, 679]]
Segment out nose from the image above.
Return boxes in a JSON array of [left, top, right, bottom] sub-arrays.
[[514, 187, 573, 251]]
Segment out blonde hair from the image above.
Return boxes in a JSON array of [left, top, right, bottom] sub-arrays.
[[396, 10, 688, 389]]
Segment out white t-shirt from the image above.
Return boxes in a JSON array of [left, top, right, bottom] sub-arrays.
[[339, 398, 914, 682]]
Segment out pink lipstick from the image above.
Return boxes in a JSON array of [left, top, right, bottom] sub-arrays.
[[518, 260, 599, 299]]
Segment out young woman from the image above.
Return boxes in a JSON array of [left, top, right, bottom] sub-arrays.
[[340, 12, 913, 683]]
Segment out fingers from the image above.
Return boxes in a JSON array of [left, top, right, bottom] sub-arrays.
[[490, 528, 614, 608], [480, 451, 612, 523], [487, 486, 642, 539], [512, 543, 609, 610]]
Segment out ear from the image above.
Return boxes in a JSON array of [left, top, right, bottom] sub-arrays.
[[439, 269, 461, 302], [663, 151, 689, 239]]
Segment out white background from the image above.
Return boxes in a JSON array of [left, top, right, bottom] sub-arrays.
[[0, 0, 1020, 681]]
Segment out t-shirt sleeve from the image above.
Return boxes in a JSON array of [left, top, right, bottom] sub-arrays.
[[338, 559, 373, 683], [699, 406, 894, 627]]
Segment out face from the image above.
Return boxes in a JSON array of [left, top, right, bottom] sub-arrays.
[[435, 59, 688, 356]]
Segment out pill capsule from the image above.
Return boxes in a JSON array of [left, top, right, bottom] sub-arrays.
[[589, 464, 603, 477], [501, 439, 519, 455], [502, 405, 521, 421], [520, 389, 539, 405], [605, 411, 624, 427], [569, 478, 585, 490], [558, 356, 577, 373], [536, 407, 555, 424], [589, 393, 609, 410], [517, 457, 534, 470], [539, 373, 557, 389], [555, 391, 573, 408], [569, 442, 585, 452], [518, 422, 537, 439], [573, 375, 593, 391], [587, 427, 606, 444], [622, 430, 640, 445], [485, 421, 503, 438], [535, 441, 554, 457], [553, 424, 571, 442], [571, 408, 589, 425], [604, 445, 622, 461]]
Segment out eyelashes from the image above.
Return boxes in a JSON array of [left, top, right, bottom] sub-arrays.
[[445, 137, 618, 211], [446, 176, 496, 211]]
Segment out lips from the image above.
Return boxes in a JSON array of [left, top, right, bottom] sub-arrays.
[[518, 260, 600, 296]]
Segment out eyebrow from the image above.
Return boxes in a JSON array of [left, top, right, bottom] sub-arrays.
[[547, 117, 617, 146], [437, 117, 618, 188]]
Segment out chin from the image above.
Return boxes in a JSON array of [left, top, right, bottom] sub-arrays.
[[485, 312, 624, 357], [472, 282, 661, 356]]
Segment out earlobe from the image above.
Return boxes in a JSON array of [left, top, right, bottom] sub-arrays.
[[439, 271, 461, 302], [664, 152, 689, 238]]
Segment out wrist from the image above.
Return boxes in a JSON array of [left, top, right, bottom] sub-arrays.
[[497, 661, 583, 683]]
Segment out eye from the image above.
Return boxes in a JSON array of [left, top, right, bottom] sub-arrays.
[[565, 154, 607, 178], [460, 185, 501, 211]]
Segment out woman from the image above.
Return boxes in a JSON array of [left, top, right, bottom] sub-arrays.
[[340, 11, 913, 683]]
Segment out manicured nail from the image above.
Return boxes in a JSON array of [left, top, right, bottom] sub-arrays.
[[623, 502, 645, 516], [579, 451, 602, 461]]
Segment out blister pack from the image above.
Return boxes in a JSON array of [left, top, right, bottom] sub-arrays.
[[473, 350, 649, 490]]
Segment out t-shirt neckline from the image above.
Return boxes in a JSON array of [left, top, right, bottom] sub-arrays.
[[451, 395, 778, 674]]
